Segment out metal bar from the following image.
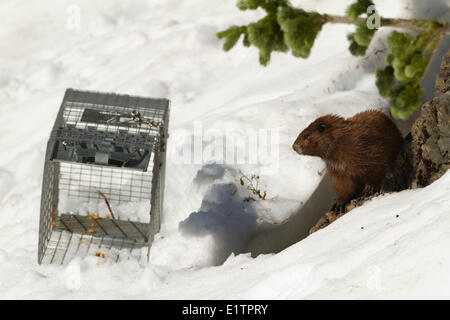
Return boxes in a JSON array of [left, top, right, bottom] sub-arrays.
[[130, 221, 148, 241], [72, 215, 88, 232], [50, 232, 63, 264], [60, 232, 74, 265], [93, 219, 109, 236], [110, 219, 129, 239]]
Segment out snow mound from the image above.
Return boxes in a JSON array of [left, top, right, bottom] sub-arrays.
[[0, 0, 448, 299]]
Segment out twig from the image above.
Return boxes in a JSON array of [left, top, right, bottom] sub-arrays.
[[323, 14, 449, 33], [131, 110, 161, 128], [421, 32, 445, 83], [239, 171, 267, 201], [99, 192, 116, 220], [423, 28, 446, 54]]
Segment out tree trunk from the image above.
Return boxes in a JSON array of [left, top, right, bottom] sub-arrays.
[[409, 50, 450, 187]]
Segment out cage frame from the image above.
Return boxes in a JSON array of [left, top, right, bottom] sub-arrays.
[[38, 89, 170, 264]]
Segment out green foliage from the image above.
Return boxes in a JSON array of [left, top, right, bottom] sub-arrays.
[[242, 33, 251, 47], [375, 21, 442, 119], [248, 15, 288, 66], [375, 66, 395, 97], [217, 26, 246, 51], [237, 0, 287, 12], [346, 0, 374, 20], [219, 0, 446, 119], [237, 0, 260, 10], [217, 1, 324, 65], [347, 34, 366, 56], [389, 84, 423, 119], [353, 22, 376, 46], [277, 6, 325, 58], [347, 22, 377, 56]]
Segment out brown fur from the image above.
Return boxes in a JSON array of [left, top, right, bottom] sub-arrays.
[[292, 110, 403, 205]]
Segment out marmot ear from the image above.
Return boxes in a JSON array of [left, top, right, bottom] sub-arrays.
[[318, 123, 325, 132]]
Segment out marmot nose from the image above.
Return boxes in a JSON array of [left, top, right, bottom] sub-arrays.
[[292, 143, 302, 155]]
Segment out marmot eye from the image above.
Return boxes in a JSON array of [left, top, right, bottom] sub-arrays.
[[318, 123, 325, 132], [303, 133, 310, 140]]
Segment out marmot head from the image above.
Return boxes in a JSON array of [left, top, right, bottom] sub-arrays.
[[292, 114, 345, 159]]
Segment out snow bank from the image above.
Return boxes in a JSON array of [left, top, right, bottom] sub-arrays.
[[2, 171, 449, 299], [0, 0, 448, 299]]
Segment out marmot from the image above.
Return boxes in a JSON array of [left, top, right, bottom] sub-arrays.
[[292, 110, 403, 210]]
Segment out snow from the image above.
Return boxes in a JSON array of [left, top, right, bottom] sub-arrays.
[[0, 0, 449, 299], [58, 196, 151, 222]]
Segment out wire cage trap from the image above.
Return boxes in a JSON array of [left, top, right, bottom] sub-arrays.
[[38, 89, 170, 264]]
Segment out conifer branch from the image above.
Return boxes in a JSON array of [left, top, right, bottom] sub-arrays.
[[218, 0, 449, 119]]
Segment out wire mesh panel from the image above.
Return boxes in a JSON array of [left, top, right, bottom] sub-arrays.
[[58, 163, 153, 204], [38, 89, 170, 264]]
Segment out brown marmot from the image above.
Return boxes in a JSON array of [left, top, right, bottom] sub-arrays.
[[292, 110, 403, 210]]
